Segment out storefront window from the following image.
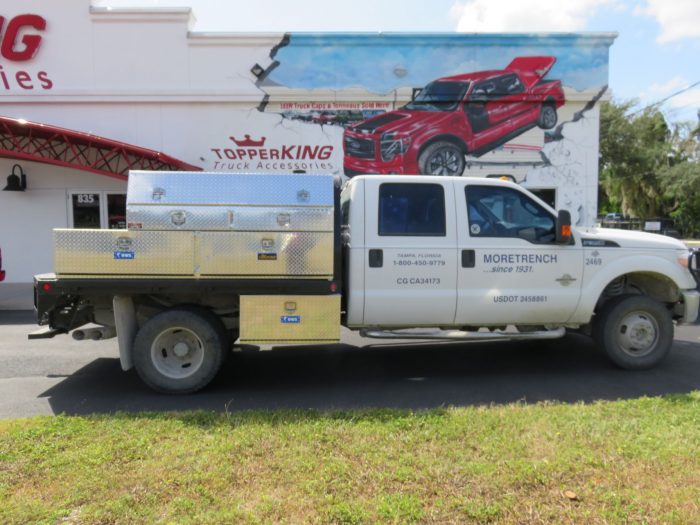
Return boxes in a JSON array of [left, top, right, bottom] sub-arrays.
[[71, 193, 101, 229], [107, 194, 126, 229], [69, 191, 126, 229]]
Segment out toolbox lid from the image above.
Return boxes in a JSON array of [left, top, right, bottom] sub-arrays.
[[127, 171, 335, 207]]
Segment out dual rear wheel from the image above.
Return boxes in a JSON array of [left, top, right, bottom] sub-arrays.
[[132, 307, 230, 394]]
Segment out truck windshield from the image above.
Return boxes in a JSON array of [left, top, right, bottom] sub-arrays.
[[404, 81, 469, 112]]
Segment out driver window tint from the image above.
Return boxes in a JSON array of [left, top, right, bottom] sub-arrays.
[[465, 185, 555, 242], [379, 183, 446, 236]]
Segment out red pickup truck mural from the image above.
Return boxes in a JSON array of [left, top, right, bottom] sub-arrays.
[[343, 56, 565, 177]]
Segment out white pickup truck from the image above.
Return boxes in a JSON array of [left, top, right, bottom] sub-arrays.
[[32, 172, 700, 393]]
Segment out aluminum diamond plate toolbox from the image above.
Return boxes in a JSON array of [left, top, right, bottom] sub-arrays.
[[198, 231, 333, 277], [126, 205, 334, 232], [54, 229, 194, 276], [54, 229, 332, 278], [240, 295, 340, 344], [126, 171, 335, 231]]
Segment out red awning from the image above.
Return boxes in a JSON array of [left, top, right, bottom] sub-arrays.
[[0, 115, 201, 180]]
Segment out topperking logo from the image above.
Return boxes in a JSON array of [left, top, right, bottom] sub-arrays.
[[210, 134, 336, 172]]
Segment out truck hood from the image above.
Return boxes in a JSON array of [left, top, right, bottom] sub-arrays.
[[505, 56, 556, 89], [578, 227, 687, 250], [350, 109, 455, 136]]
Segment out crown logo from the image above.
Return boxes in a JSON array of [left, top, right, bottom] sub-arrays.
[[230, 134, 266, 147]]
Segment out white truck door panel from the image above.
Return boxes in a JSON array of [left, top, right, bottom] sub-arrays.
[[455, 183, 583, 325], [363, 179, 457, 326]]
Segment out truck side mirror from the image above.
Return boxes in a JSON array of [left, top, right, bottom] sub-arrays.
[[556, 210, 572, 244]]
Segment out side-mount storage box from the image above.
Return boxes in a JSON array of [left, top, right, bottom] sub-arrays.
[[240, 295, 340, 344], [54, 229, 194, 277]]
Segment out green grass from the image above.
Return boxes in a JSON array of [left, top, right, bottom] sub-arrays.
[[1, 394, 700, 524]]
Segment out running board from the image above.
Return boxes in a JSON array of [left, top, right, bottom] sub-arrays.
[[359, 327, 566, 341]]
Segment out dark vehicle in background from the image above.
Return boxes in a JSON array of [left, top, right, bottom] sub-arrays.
[[0, 247, 5, 282], [604, 212, 624, 221], [343, 56, 565, 177]]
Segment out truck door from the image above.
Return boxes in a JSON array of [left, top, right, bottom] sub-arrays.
[[363, 179, 457, 326], [455, 183, 583, 325]]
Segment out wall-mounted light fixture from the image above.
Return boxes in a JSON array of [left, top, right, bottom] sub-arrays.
[[3, 164, 27, 192]]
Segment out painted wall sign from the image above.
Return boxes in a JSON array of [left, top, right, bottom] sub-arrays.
[[0, 13, 53, 90]]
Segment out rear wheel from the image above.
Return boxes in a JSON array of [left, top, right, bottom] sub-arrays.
[[133, 306, 228, 394], [418, 141, 465, 176], [537, 104, 557, 129], [593, 295, 673, 369]]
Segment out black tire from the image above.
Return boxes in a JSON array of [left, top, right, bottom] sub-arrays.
[[418, 141, 465, 176], [592, 294, 673, 370], [132, 306, 228, 394], [537, 104, 557, 130]]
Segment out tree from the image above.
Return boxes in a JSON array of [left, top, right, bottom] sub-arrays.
[[598, 100, 671, 217], [658, 122, 700, 236]]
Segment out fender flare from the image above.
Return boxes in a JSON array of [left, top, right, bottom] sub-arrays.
[[570, 255, 695, 324]]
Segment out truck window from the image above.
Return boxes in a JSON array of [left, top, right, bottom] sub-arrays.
[[466, 185, 555, 243], [379, 183, 446, 236], [471, 79, 498, 102], [340, 188, 351, 227], [498, 73, 525, 95], [403, 81, 469, 112]]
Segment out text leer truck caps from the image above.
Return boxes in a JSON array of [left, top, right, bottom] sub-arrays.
[[32, 171, 700, 394]]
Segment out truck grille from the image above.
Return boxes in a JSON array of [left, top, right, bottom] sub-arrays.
[[344, 136, 376, 159]]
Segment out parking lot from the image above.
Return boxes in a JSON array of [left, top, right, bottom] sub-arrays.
[[1, 309, 700, 419]]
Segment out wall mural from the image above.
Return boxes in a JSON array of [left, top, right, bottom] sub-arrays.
[[213, 33, 613, 225], [341, 56, 564, 177]]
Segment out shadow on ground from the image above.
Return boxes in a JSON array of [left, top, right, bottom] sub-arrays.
[[40, 332, 700, 415], [0, 310, 35, 325]]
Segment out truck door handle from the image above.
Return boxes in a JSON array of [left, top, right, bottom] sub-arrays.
[[462, 249, 475, 268], [369, 249, 383, 268]]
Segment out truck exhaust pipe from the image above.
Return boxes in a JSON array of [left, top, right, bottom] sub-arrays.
[[72, 327, 117, 341]]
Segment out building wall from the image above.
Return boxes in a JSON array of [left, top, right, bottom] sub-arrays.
[[0, 0, 615, 309], [0, 159, 126, 308]]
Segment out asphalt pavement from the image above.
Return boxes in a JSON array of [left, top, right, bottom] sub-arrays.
[[1, 309, 699, 418]]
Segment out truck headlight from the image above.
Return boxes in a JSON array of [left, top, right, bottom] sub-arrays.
[[380, 132, 411, 162]]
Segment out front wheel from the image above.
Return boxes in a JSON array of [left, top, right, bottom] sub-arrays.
[[418, 141, 466, 176], [593, 295, 673, 370], [132, 306, 228, 394]]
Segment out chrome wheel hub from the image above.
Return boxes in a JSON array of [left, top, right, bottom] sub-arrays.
[[150, 327, 205, 379], [617, 311, 659, 357], [428, 149, 461, 175]]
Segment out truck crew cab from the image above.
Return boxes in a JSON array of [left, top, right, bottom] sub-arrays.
[[33, 172, 700, 393]]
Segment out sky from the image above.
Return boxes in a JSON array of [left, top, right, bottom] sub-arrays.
[[96, 0, 700, 125]]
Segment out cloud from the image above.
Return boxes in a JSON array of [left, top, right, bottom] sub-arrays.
[[666, 88, 700, 113], [637, 79, 700, 124], [640, 76, 691, 99], [450, 0, 618, 32], [634, 0, 700, 43]]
